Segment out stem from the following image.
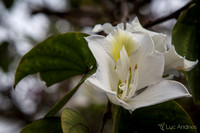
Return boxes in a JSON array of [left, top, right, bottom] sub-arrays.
[[143, 1, 192, 28], [121, 0, 129, 29], [99, 101, 112, 133]]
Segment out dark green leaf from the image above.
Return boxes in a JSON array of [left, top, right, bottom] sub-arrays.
[[61, 108, 91, 133], [172, 3, 200, 104], [21, 117, 62, 133], [14, 32, 96, 87], [44, 66, 96, 117], [113, 100, 197, 133]]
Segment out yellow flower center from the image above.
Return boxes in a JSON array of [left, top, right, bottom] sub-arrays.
[[111, 29, 138, 61]]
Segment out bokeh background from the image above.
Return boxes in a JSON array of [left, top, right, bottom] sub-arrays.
[[0, 0, 199, 133]]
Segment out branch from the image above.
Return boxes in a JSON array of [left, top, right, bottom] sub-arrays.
[[31, 7, 103, 28], [121, 0, 129, 28], [99, 101, 112, 133], [143, 1, 192, 28]]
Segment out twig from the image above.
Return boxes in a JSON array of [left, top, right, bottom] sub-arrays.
[[99, 101, 112, 133], [121, 0, 129, 29], [31, 7, 103, 28], [143, 1, 192, 28]]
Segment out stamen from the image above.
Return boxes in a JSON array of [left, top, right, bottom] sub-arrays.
[[117, 64, 139, 101], [129, 66, 132, 72], [117, 80, 123, 98], [135, 64, 138, 70]]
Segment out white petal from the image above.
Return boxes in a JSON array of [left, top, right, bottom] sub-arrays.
[[130, 31, 155, 56], [163, 45, 198, 75], [85, 35, 113, 66], [131, 17, 157, 36], [102, 23, 114, 34], [85, 35, 118, 93], [105, 28, 140, 61], [92, 23, 114, 34], [117, 23, 124, 30], [117, 22, 133, 31], [129, 32, 164, 90], [136, 51, 164, 90], [86, 78, 116, 95], [115, 46, 130, 81], [131, 17, 167, 53], [106, 93, 130, 108], [125, 23, 134, 32], [92, 24, 103, 33], [152, 34, 167, 53], [126, 80, 191, 111]]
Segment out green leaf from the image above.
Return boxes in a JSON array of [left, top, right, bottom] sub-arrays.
[[14, 32, 96, 87], [44, 66, 96, 117], [61, 108, 91, 133], [172, 3, 200, 104], [113, 100, 197, 133], [21, 117, 62, 133]]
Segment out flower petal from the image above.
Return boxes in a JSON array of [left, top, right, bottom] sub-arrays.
[[117, 23, 124, 30], [117, 22, 135, 32], [86, 78, 116, 95], [105, 28, 140, 61], [92, 23, 114, 34], [102, 23, 114, 34], [85, 35, 118, 93], [130, 17, 158, 36], [115, 46, 130, 82], [152, 34, 167, 53], [126, 80, 191, 111], [129, 32, 164, 90], [136, 51, 164, 90], [92, 24, 103, 33], [130, 31, 155, 56], [130, 17, 167, 53], [85, 35, 114, 66], [106, 93, 130, 108], [163, 45, 198, 75]]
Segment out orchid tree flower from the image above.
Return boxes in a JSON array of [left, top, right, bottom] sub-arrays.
[[92, 17, 198, 77], [84, 25, 196, 111]]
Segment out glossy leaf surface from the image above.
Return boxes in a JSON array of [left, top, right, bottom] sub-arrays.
[[61, 108, 91, 133], [113, 101, 197, 133], [14, 32, 96, 87], [172, 2, 200, 104], [21, 117, 62, 133]]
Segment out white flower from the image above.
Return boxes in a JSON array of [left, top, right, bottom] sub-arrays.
[[92, 17, 198, 76], [84, 24, 194, 111]]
